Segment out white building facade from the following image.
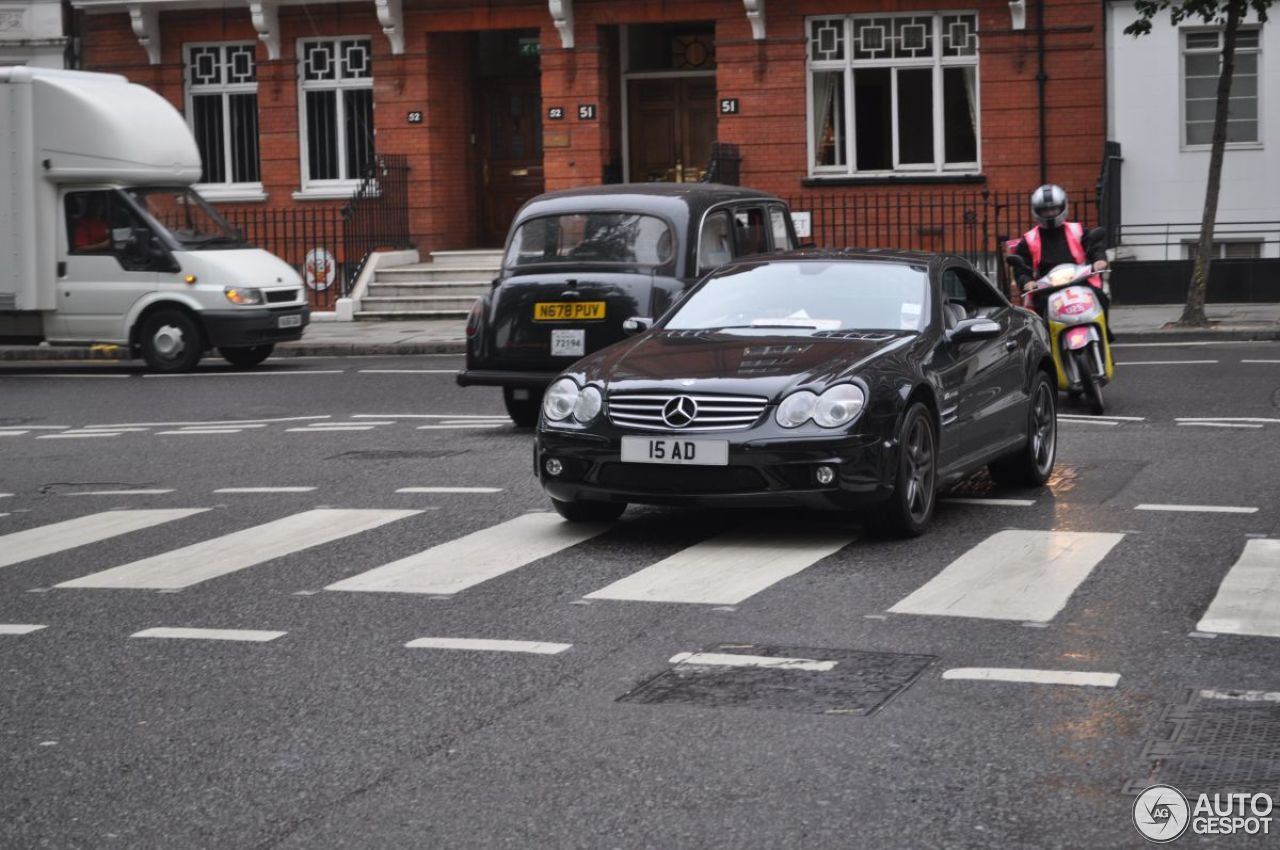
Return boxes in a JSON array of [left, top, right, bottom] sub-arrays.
[[1107, 2, 1278, 261], [0, 0, 68, 68]]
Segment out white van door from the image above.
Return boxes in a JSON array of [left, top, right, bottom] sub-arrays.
[[57, 190, 157, 344]]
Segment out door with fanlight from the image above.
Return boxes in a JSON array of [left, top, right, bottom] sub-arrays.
[[624, 23, 718, 183]]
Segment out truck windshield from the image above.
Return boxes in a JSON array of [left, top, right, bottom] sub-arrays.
[[505, 213, 674, 269], [124, 187, 247, 249]]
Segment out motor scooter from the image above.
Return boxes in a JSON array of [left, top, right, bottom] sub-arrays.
[[1008, 256, 1114, 414]]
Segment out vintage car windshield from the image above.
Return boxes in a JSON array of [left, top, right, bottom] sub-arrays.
[[664, 261, 930, 333], [124, 187, 247, 249], [505, 213, 675, 268]]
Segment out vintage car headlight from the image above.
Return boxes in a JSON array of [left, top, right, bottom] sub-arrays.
[[543, 378, 580, 421], [776, 391, 818, 428], [813, 384, 866, 428], [572, 386, 603, 423], [224, 286, 263, 306]]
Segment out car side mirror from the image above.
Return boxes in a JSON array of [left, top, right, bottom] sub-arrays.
[[622, 317, 653, 336], [948, 317, 1002, 343]]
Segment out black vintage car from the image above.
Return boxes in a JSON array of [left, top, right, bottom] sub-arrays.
[[534, 251, 1058, 537], [456, 183, 798, 425]]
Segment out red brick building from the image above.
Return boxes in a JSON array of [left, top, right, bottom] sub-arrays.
[[68, 0, 1106, 269]]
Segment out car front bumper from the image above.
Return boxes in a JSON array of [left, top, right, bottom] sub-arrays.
[[455, 368, 557, 389], [201, 307, 310, 348], [535, 428, 897, 510]]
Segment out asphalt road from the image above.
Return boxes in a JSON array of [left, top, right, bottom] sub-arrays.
[[2, 343, 1279, 849]]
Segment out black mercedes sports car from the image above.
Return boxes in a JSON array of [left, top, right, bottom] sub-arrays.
[[534, 251, 1057, 536]]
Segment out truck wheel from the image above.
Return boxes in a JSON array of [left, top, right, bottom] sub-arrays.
[[140, 310, 204, 372], [503, 387, 541, 428], [218, 345, 274, 368]]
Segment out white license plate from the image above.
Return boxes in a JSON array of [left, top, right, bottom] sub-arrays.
[[277, 314, 302, 329], [551, 328, 585, 357], [620, 436, 729, 466]]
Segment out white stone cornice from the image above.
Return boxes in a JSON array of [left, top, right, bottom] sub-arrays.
[[743, 0, 764, 41], [375, 0, 403, 55], [248, 1, 279, 60], [127, 3, 159, 63], [548, 0, 572, 50]]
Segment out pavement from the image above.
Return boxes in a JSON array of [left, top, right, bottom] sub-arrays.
[[2, 303, 1279, 362]]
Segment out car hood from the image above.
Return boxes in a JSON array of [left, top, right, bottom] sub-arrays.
[[582, 328, 918, 399]]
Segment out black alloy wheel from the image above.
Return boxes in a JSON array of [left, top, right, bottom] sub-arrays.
[[503, 387, 542, 428], [550, 497, 627, 523], [140, 309, 204, 372], [989, 371, 1057, 487], [218, 345, 274, 368], [873, 402, 937, 538]]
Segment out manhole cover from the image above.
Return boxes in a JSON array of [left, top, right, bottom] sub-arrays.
[[619, 644, 936, 716], [1126, 688, 1280, 797]]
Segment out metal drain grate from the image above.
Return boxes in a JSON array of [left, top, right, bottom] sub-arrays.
[[1127, 689, 1280, 797], [619, 644, 936, 716]]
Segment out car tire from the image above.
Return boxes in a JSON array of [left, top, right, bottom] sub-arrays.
[[503, 387, 542, 428], [989, 371, 1057, 487], [218, 345, 274, 368], [550, 497, 626, 523], [871, 402, 937, 538], [140, 309, 204, 372]]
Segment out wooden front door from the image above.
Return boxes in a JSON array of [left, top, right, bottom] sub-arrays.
[[627, 77, 717, 183], [479, 75, 544, 246]]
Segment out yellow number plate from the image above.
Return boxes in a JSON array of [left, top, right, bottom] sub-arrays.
[[534, 301, 606, 321]]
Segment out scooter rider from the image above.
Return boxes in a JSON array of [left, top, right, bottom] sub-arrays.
[[1007, 184, 1112, 337]]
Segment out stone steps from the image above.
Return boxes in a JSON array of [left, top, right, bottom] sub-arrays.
[[357, 249, 501, 320]]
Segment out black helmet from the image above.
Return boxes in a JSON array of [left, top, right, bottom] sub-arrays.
[[1030, 184, 1068, 228]]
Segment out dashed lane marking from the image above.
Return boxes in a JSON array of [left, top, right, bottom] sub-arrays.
[[213, 487, 318, 494], [1178, 422, 1264, 429], [66, 490, 175, 497], [1135, 503, 1259, 514], [37, 432, 122, 439], [142, 370, 344, 378], [157, 429, 246, 435], [669, 652, 838, 672], [81, 415, 330, 428], [395, 487, 504, 494], [404, 638, 572, 655], [286, 426, 376, 432], [0, 510, 207, 571], [1114, 360, 1219, 366], [942, 668, 1120, 688], [130, 627, 286, 643], [1175, 417, 1280, 424], [942, 498, 1037, 507], [358, 369, 458, 374], [0, 624, 47, 636]]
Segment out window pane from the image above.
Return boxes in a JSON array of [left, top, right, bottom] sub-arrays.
[[1184, 32, 1219, 50], [192, 94, 225, 183], [344, 88, 375, 179], [1184, 53, 1219, 78], [306, 90, 338, 180], [943, 66, 977, 163], [1236, 29, 1259, 49], [812, 70, 846, 167], [854, 68, 892, 171], [1185, 76, 1218, 99], [733, 208, 770, 257], [1223, 241, 1261, 259], [1233, 73, 1258, 98], [941, 14, 978, 57], [1186, 99, 1216, 122], [810, 18, 845, 62], [1228, 97, 1258, 120], [896, 68, 933, 165], [1186, 121, 1213, 145], [229, 93, 260, 183], [769, 206, 792, 249], [1226, 120, 1258, 142]]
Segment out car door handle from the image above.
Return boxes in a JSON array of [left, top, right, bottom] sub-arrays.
[[1004, 339, 1017, 351]]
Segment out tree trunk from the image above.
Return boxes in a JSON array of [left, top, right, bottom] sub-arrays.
[[1180, 0, 1243, 326]]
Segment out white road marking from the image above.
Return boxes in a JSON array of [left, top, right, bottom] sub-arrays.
[[888, 530, 1125, 623], [404, 637, 571, 655], [0, 513, 9, 518], [585, 526, 855, 605], [0, 510, 206, 570], [56, 509, 418, 590], [1178, 422, 1264, 429], [0, 374, 129, 379], [37, 432, 122, 439], [359, 369, 458, 374], [66, 489, 175, 497], [130, 627, 286, 643], [335, 420, 395, 426], [286, 426, 376, 432], [179, 423, 267, 430], [417, 424, 506, 430], [157, 429, 245, 435], [1114, 360, 1218, 366], [0, 493, 11, 498], [942, 498, 1037, 507], [0, 624, 47, 635], [1242, 359, 1280, 364], [351, 414, 508, 420], [1175, 417, 1280, 424], [1057, 413, 1146, 422], [1197, 539, 1280, 638], [213, 487, 317, 494], [669, 651, 837, 672], [0, 426, 69, 431], [1199, 688, 1280, 703], [142, 370, 344, 378], [1112, 340, 1266, 348], [1058, 419, 1118, 426], [1135, 503, 1258, 514], [395, 487, 504, 494], [83, 415, 330, 428], [0, 431, 28, 436], [326, 513, 609, 596], [942, 668, 1120, 688]]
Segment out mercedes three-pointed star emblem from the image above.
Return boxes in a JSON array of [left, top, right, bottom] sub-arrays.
[[661, 395, 698, 428]]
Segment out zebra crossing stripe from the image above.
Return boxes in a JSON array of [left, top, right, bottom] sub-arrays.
[[1197, 539, 1280, 639], [584, 526, 855, 605], [56, 509, 418, 590], [0, 510, 208, 570], [325, 513, 609, 596], [888, 530, 1125, 623]]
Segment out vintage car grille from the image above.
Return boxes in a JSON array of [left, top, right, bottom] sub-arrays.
[[607, 392, 768, 432], [597, 463, 767, 493]]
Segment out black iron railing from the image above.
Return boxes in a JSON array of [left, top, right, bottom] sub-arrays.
[[342, 154, 412, 293], [223, 206, 346, 309], [702, 142, 742, 186]]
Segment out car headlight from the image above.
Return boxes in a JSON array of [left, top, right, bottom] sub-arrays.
[[542, 378, 580, 421], [572, 386, 603, 423], [224, 286, 263, 306], [813, 384, 866, 428], [776, 391, 818, 428]]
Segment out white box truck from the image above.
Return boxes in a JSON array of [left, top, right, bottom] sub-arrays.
[[0, 66, 309, 370]]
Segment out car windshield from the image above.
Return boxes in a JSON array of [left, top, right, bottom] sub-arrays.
[[664, 260, 930, 333], [124, 187, 247, 249], [505, 213, 675, 268]]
